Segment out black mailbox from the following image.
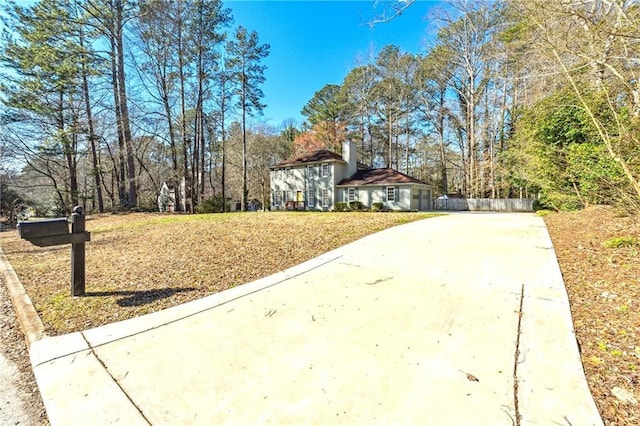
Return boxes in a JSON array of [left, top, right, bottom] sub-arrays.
[[17, 207, 91, 296], [18, 217, 90, 247], [18, 218, 69, 239]]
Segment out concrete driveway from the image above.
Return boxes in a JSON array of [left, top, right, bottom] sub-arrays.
[[28, 213, 603, 425]]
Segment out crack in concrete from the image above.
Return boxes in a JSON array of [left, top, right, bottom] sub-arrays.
[[513, 283, 525, 426], [366, 276, 393, 286], [80, 332, 152, 425]]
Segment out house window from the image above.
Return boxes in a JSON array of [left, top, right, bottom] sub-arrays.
[[386, 186, 396, 202], [284, 168, 291, 177], [347, 188, 356, 202], [274, 189, 281, 206], [282, 190, 287, 203], [321, 163, 329, 177], [307, 165, 314, 177], [322, 189, 328, 207], [307, 189, 315, 207]]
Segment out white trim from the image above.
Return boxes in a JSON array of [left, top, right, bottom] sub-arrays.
[[386, 186, 396, 202], [307, 189, 315, 207], [347, 187, 356, 202]]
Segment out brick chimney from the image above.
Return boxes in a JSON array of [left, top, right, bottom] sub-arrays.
[[342, 140, 357, 178]]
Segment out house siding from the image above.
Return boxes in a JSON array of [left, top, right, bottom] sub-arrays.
[[339, 185, 433, 211], [270, 161, 347, 211], [394, 186, 410, 210], [271, 142, 435, 212]]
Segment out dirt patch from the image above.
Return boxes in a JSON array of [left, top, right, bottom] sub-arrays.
[[544, 206, 639, 425], [0, 279, 48, 425]]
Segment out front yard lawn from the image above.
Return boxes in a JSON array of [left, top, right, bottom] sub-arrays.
[[1, 211, 436, 335]]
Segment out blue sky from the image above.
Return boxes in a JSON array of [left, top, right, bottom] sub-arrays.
[[1, 0, 440, 128], [227, 0, 441, 127]]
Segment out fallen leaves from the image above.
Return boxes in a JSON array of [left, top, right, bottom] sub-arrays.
[[545, 206, 640, 425]]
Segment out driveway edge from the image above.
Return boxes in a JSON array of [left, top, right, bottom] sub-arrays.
[[0, 248, 45, 348]]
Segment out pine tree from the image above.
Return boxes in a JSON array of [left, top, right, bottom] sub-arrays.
[[1, 0, 90, 212], [225, 26, 270, 211]]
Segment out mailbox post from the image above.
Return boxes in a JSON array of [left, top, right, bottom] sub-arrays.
[[71, 206, 86, 296], [18, 206, 91, 296]]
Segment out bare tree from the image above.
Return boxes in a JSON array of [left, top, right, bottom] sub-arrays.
[[515, 0, 640, 200]]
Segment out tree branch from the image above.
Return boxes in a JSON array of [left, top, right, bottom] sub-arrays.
[[368, 0, 417, 26]]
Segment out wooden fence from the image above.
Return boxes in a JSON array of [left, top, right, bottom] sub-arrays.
[[434, 198, 535, 212]]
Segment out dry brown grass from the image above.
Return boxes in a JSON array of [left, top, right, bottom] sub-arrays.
[[0, 211, 436, 336]]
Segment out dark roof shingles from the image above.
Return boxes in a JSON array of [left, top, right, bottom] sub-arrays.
[[338, 168, 429, 186], [272, 150, 344, 167]]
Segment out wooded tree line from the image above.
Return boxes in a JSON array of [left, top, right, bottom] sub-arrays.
[[298, 0, 640, 211], [1, 0, 274, 215], [1, 0, 639, 215]]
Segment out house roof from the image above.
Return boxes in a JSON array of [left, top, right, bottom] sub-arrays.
[[271, 150, 345, 168], [337, 168, 431, 187]]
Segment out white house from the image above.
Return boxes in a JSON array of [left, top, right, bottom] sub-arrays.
[[157, 181, 176, 212], [270, 141, 435, 211]]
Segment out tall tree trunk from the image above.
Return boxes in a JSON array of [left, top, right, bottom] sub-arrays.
[[467, 83, 477, 198], [58, 91, 78, 209], [193, 59, 203, 207], [199, 112, 206, 201], [196, 3, 206, 204], [109, 34, 127, 207], [192, 119, 199, 208], [437, 89, 448, 194], [219, 72, 229, 211], [241, 80, 248, 212], [221, 123, 227, 211], [387, 112, 393, 168], [154, 48, 178, 175], [404, 111, 410, 174], [158, 67, 179, 208], [80, 27, 104, 213], [114, 0, 137, 209], [367, 115, 374, 167], [177, 0, 191, 213]]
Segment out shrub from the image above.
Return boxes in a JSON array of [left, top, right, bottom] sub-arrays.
[[334, 202, 349, 212], [349, 201, 365, 211], [372, 202, 384, 212], [196, 195, 228, 213], [134, 203, 157, 213], [602, 236, 640, 248], [536, 209, 554, 217]]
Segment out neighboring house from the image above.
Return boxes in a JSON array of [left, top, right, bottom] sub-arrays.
[[157, 181, 176, 212], [270, 141, 435, 211], [158, 178, 188, 212]]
